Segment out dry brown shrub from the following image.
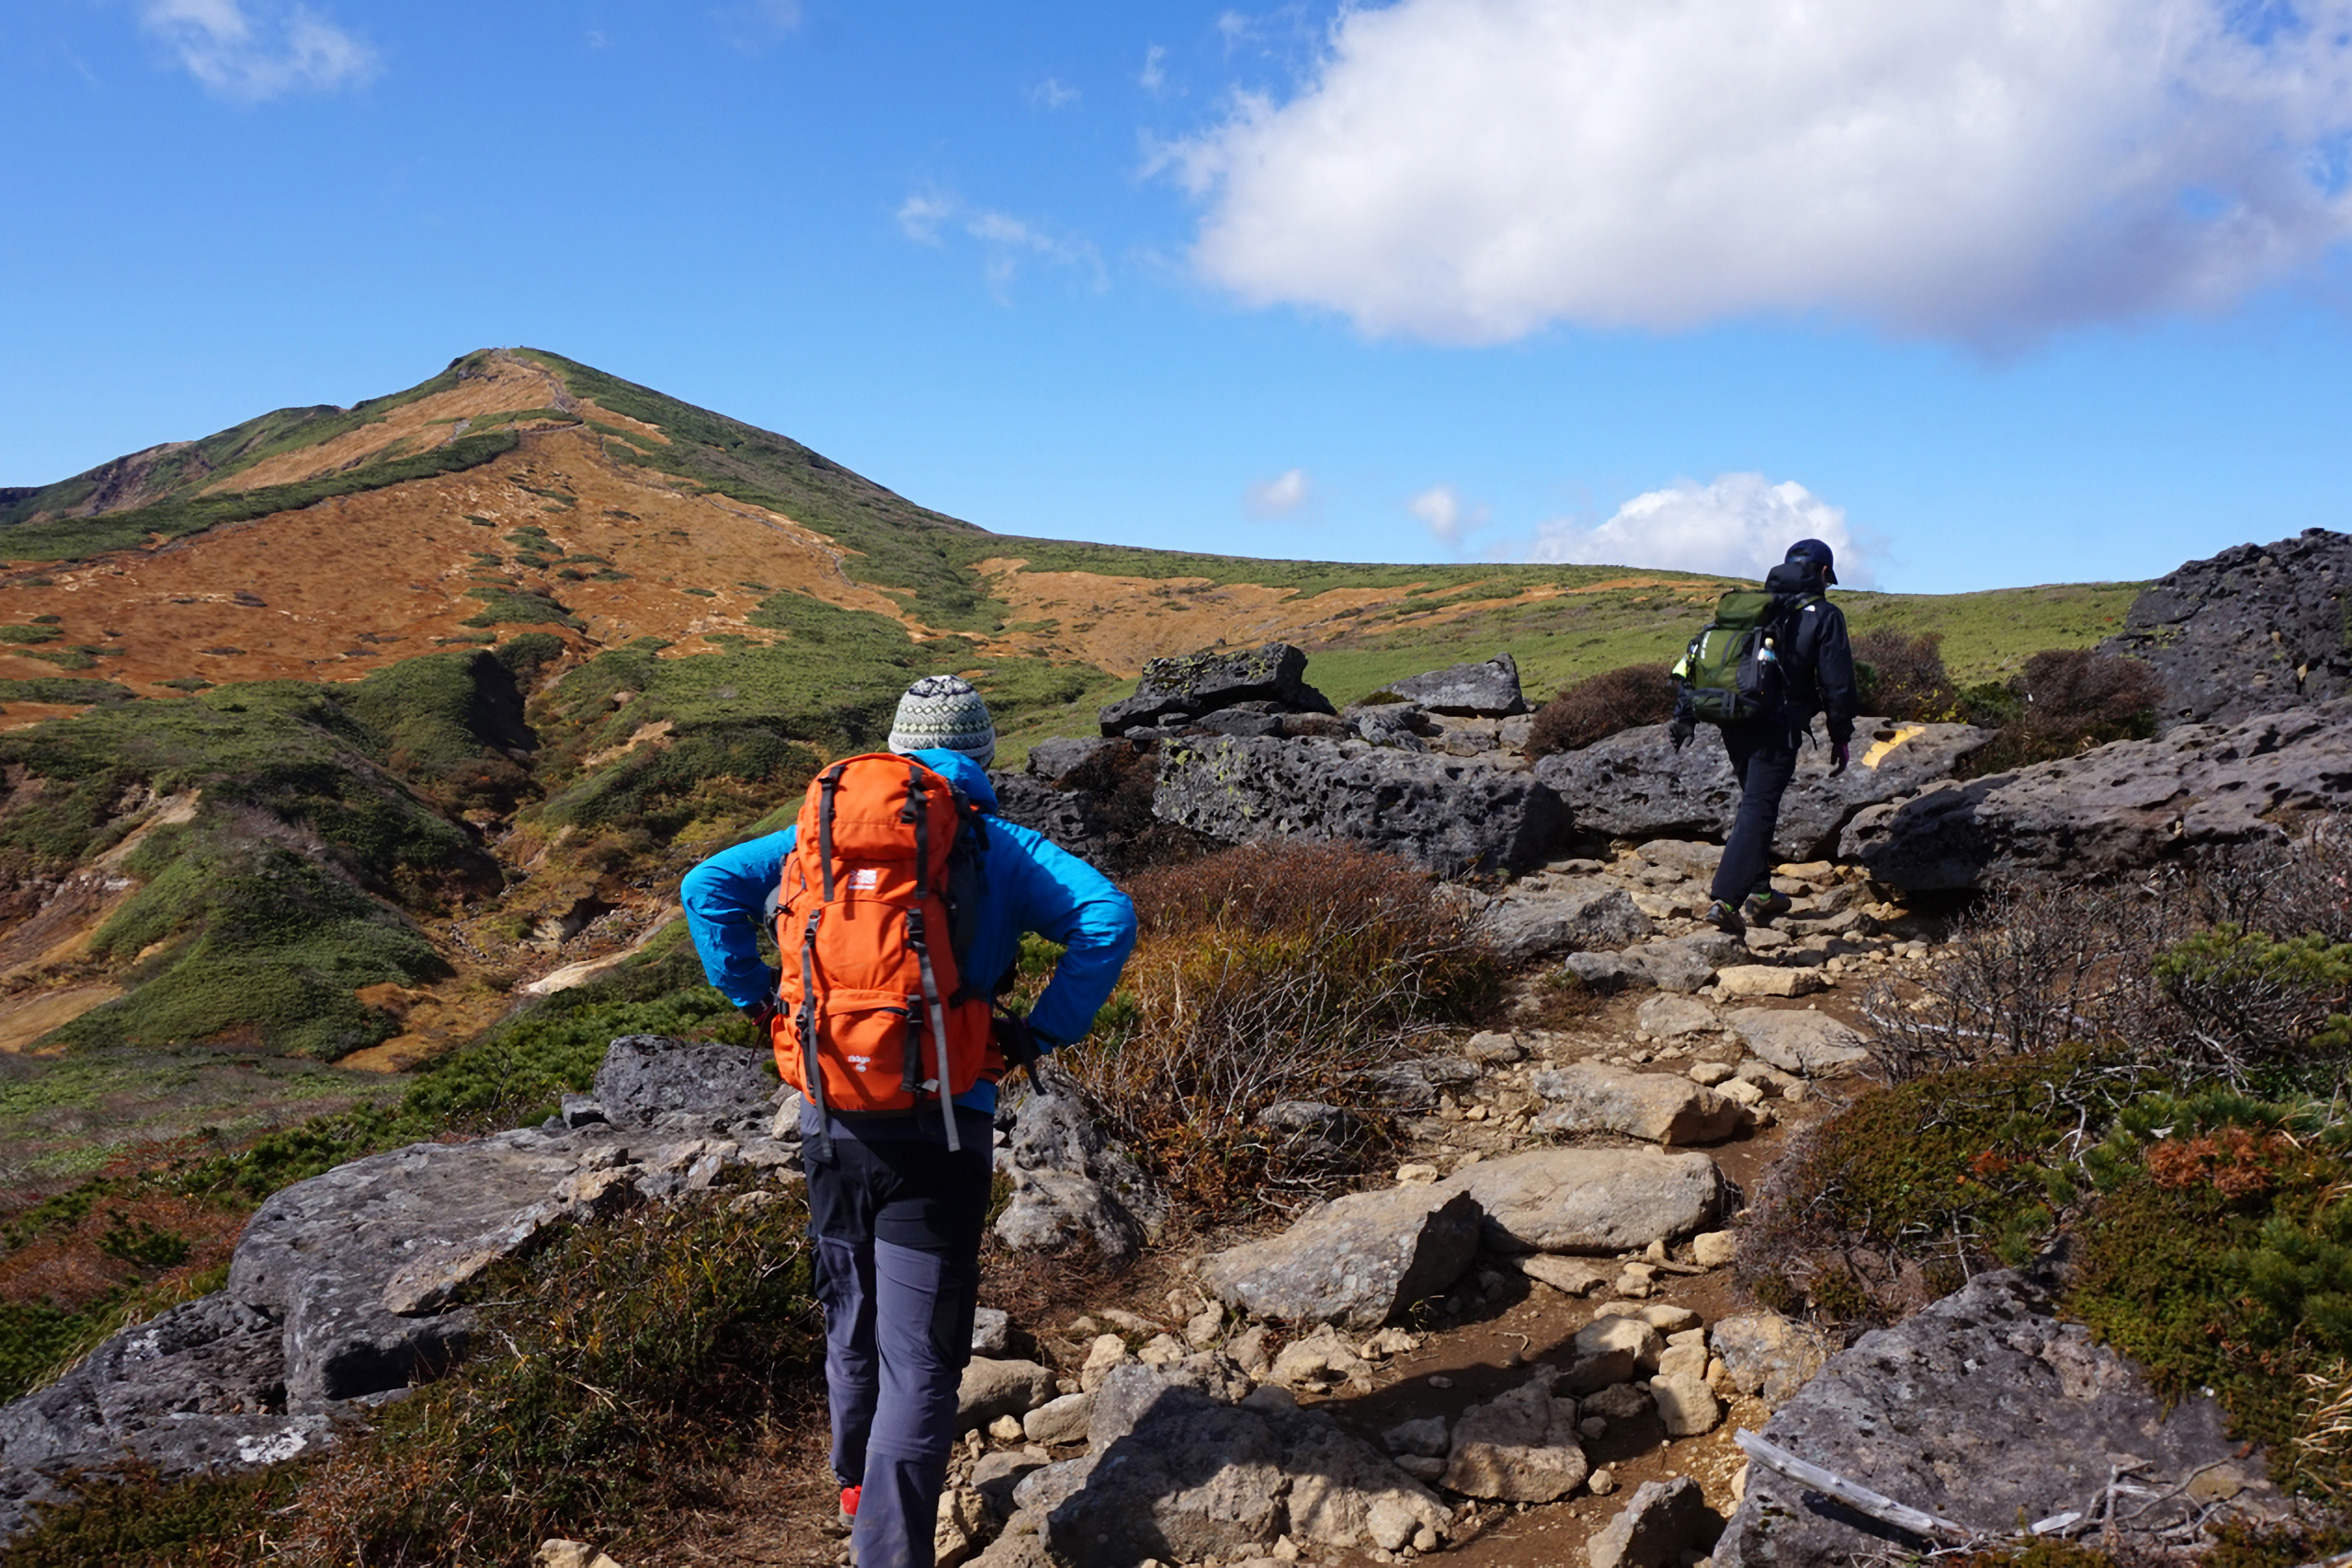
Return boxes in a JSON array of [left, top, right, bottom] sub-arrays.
[[1851, 628, 1960, 721], [1962, 650, 2165, 774], [1055, 841, 1502, 1218], [1524, 665, 1676, 758], [1860, 878, 2184, 1082]]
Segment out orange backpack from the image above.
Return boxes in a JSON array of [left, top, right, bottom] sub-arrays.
[[772, 753, 996, 1150]]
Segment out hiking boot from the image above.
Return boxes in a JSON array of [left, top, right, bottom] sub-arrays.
[[1704, 899, 1746, 936], [1744, 889, 1794, 925]]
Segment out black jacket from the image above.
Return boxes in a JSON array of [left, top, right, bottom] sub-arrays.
[[1763, 562, 1858, 744]]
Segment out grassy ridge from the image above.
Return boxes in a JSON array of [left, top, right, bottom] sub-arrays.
[[515, 348, 1002, 631], [0, 430, 519, 565]]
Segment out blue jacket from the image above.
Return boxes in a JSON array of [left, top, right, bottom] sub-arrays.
[[678, 749, 1138, 1115]]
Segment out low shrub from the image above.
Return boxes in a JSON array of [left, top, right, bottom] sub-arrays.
[[1851, 628, 1959, 721], [1055, 842, 1502, 1216], [1960, 650, 2163, 775], [2067, 1098, 2352, 1500], [1737, 1046, 2153, 1325], [2151, 926, 2352, 1094], [1860, 879, 2183, 1082], [1524, 664, 1675, 758]]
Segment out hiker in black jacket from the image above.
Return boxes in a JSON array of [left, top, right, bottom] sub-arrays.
[[1688, 538, 1858, 933]]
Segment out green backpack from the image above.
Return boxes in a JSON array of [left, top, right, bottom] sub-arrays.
[[1671, 588, 1797, 726]]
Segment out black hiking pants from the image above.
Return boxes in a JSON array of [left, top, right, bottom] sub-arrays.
[[1709, 721, 1802, 908]]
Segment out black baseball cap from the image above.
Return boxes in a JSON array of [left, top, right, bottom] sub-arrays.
[[1785, 538, 1838, 585]]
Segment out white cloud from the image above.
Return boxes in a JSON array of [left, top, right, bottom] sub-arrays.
[[1171, 0, 2352, 343], [1410, 484, 1487, 546], [1031, 77, 1081, 109], [140, 0, 375, 101], [716, 0, 801, 53], [897, 192, 952, 246], [1523, 473, 1869, 585], [1139, 44, 1167, 93], [1245, 467, 1312, 518], [897, 190, 1106, 297]]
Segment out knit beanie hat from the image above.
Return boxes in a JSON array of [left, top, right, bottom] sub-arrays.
[[888, 675, 996, 768]]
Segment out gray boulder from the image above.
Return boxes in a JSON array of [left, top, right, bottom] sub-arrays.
[[1716, 1271, 2285, 1568], [1534, 719, 1987, 861], [2101, 528, 2352, 728], [991, 741, 1164, 870], [1381, 653, 1530, 717], [1847, 698, 2352, 890], [1531, 1064, 1743, 1146], [1026, 735, 1133, 785], [1100, 643, 1335, 736], [959, 1358, 1059, 1429], [993, 1086, 1164, 1263], [0, 1293, 331, 1541], [1343, 698, 1438, 753], [1438, 1148, 1727, 1254], [1727, 1008, 1871, 1077], [1481, 883, 1653, 963], [228, 1130, 623, 1409], [1708, 1312, 1832, 1409], [1588, 1477, 1720, 1568], [1154, 736, 1570, 877], [1196, 1185, 1482, 1328], [1565, 932, 1739, 995], [593, 1034, 775, 1131], [1444, 1377, 1588, 1501], [1015, 1360, 1449, 1561]]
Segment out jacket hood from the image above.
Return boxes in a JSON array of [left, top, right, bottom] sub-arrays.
[[910, 747, 1001, 813]]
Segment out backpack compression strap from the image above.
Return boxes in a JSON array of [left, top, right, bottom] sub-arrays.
[[901, 762, 960, 1152], [797, 908, 830, 1166], [815, 765, 844, 901]]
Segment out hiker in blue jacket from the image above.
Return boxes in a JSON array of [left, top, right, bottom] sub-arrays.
[[681, 676, 1135, 1568]]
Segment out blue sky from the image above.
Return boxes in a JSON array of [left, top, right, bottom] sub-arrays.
[[3, 0, 2351, 593]]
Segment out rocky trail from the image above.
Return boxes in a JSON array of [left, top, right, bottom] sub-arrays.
[[9, 531, 2352, 1564]]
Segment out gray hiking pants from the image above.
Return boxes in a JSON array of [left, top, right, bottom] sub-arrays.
[[806, 1105, 993, 1568]]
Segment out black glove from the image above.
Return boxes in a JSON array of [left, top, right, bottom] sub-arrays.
[[993, 1013, 1044, 1081], [1830, 738, 1851, 775], [741, 998, 779, 1035], [1668, 714, 1695, 751]]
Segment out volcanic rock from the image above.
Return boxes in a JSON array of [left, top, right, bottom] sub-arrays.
[[1715, 1271, 2284, 1568], [1012, 1360, 1448, 1561], [1530, 1064, 1743, 1146], [2102, 528, 2352, 727], [1196, 1185, 1482, 1329], [1533, 719, 1987, 861], [1588, 1477, 1721, 1568], [1380, 653, 1530, 717], [1847, 697, 2352, 890], [1438, 1148, 1727, 1255], [1726, 1008, 1871, 1076], [1443, 1377, 1588, 1502], [1099, 643, 1334, 736], [1481, 883, 1654, 963], [1153, 735, 1570, 876]]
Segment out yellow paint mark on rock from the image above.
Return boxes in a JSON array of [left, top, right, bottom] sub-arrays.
[[1860, 725, 1926, 770]]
